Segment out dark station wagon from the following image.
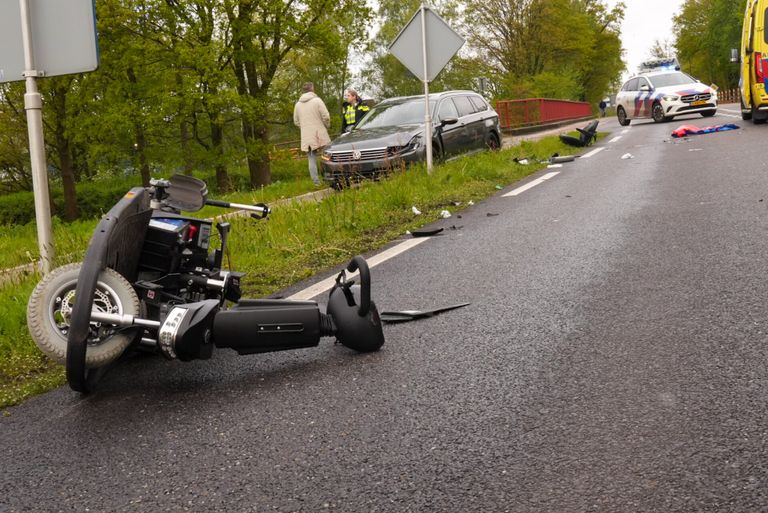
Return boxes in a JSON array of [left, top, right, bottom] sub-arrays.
[[320, 90, 502, 188]]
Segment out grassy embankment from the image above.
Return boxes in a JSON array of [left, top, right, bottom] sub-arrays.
[[0, 132, 598, 408]]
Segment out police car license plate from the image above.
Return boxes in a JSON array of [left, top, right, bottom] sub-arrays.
[[692, 100, 706, 106]]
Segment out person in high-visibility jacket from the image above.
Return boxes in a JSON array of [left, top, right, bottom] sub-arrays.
[[341, 89, 370, 132]]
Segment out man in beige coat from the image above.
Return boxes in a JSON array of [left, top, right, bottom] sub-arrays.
[[293, 82, 331, 186]]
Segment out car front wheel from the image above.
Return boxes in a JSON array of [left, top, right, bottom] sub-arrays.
[[617, 106, 631, 126], [652, 102, 667, 123], [485, 132, 501, 151]]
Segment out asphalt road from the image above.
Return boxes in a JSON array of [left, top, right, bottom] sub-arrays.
[[3, 105, 768, 512]]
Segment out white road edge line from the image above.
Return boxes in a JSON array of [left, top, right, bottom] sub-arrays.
[[287, 237, 431, 300], [621, 129, 630, 134], [581, 147, 605, 159], [503, 171, 560, 197], [609, 136, 622, 143]]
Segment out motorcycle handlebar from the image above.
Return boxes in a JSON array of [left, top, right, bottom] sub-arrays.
[[205, 199, 270, 218], [346, 256, 371, 317]]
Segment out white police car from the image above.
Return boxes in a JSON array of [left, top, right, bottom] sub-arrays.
[[615, 70, 717, 126]]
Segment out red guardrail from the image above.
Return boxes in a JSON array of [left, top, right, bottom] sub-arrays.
[[494, 98, 592, 129]]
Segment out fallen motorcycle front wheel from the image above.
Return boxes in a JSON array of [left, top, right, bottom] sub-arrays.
[[26, 263, 139, 368]]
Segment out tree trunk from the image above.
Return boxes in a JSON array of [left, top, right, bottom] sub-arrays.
[[48, 80, 79, 220], [240, 115, 271, 188], [135, 125, 151, 187], [56, 133, 79, 221], [180, 119, 194, 176], [210, 121, 231, 193]]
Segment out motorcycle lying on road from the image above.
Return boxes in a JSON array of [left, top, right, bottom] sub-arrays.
[[26, 175, 384, 393]]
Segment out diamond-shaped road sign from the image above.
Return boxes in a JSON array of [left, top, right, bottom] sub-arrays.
[[388, 6, 464, 83], [0, 0, 99, 84]]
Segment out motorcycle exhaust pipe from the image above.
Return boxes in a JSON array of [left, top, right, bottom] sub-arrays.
[[213, 299, 328, 355]]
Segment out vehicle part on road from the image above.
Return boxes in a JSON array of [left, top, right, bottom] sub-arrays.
[[549, 154, 577, 164], [380, 302, 470, 323], [26, 175, 386, 393], [411, 228, 444, 237], [558, 120, 599, 147], [621, 153, 635, 159], [671, 123, 740, 138]]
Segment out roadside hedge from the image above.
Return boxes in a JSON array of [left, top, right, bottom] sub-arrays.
[[0, 182, 131, 225]]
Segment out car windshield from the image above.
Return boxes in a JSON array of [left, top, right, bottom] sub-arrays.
[[356, 99, 436, 129], [649, 72, 697, 88]]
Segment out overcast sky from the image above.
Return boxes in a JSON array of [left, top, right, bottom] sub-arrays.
[[605, 0, 686, 78]]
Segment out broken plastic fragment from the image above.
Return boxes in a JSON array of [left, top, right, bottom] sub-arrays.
[[412, 206, 422, 215], [411, 227, 444, 237], [621, 153, 634, 159], [439, 210, 451, 219], [380, 302, 471, 323]]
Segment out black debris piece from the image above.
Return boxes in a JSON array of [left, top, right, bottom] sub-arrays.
[[411, 227, 444, 237], [559, 120, 598, 147], [380, 303, 471, 323]]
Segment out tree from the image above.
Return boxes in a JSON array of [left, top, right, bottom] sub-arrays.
[[674, 0, 746, 88], [464, 0, 624, 103], [224, 0, 371, 188]]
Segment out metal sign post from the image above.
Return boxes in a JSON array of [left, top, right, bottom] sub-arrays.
[[19, 0, 53, 273], [420, 4, 433, 173], [2, 0, 99, 273], [388, 5, 464, 175]]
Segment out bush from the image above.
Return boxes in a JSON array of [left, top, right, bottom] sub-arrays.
[[0, 181, 133, 225]]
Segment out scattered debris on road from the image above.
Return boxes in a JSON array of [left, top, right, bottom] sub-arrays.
[[621, 153, 634, 159], [411, 206, 422, 215]]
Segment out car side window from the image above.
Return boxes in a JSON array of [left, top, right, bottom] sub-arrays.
[[452, 96, 475, 118], [437, 98, 460, 121], [469, 95, 488, 112], [625, 78, 639, 91], [638, 77, 651, 90]]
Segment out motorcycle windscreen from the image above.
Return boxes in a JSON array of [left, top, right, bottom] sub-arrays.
[[167, 174, 209, 212]]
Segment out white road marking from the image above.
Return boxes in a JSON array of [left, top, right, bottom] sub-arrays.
[[581, 147, 605, 158], [503, 171, 560, 197], [609, 136, 622, 143], [621, 129, 630, 134], [287, 237, 431, 300], [547, 163, 563, 168], [717, 113, 741, 119]]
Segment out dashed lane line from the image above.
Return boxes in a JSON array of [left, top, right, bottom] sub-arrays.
[[287, 237, 431, 300], [502, 171, 560, 197]]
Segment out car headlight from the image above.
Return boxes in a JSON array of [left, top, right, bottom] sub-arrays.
[[662, 95, 680, 102], [321, 151, 331, 161], [407, 135, 423, 150]]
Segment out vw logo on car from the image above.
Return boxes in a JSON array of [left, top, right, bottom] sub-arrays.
[[352, 150, 362, 160]]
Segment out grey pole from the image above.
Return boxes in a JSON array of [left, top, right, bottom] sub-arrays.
[[19, 0, 54, 273], [421, 4, 433, 174]]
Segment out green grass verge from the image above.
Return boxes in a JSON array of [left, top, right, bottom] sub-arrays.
[[0, 133, 591, 408]]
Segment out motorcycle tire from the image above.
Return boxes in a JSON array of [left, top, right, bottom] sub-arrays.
[[27, 263, 140, 368]]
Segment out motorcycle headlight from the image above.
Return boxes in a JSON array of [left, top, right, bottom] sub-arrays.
[[662, 95, 680, 102]]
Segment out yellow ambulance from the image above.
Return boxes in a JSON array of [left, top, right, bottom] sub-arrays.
[[737, 0, 768, 123]]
